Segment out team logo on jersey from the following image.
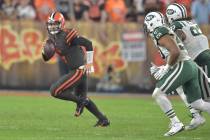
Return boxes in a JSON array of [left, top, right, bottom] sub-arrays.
[[145, 15, 155, 21], [167, 9, 175, 15]]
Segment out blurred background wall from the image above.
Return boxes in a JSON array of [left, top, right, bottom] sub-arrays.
[[0, 0, 210, 93], [0, 21, 153, 92]]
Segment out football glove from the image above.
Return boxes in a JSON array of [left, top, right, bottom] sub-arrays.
[[150, 63, 165, 76], [84, 63, 94, 75], [150, 63, 160, 75], [154, 64, 171, 80]]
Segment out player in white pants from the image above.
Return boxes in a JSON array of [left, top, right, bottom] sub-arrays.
[[151, 64, 205, 131], [166, 3, 210, 130], [144, 11, 210, 136]]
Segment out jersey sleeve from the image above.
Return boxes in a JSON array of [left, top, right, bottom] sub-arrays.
[[64, 28, 79, 45], [72, 36, 93, 51], [170, 21, 184, 32], [152, 26, 171, 42]]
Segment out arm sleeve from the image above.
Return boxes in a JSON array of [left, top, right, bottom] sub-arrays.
[[65, 28, 79, 45], [72, 36, 93, 51]]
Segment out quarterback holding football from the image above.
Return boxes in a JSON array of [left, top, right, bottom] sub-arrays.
[[42, 11, 110, 127]]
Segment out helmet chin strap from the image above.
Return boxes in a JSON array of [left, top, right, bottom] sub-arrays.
[[50, 30, 59, 35]]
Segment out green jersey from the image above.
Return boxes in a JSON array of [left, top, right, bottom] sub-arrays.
[[151, 26, 190, 64], [170, 20, 209, 60]]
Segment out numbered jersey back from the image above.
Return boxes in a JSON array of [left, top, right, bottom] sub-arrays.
[[170, 20, 209, 60], [171, 20, 203, 40]]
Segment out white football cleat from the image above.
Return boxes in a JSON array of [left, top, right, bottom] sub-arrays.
[[164, 122, 184, 136], [185, 115, 206, 130]]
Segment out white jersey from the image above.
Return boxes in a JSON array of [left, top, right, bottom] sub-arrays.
[[170, 20, 209, 60], [151, 26, 190, 65]]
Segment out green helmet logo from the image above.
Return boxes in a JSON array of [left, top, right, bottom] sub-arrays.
[[167, 9, 175, 15], [145, 15, 155, 21]]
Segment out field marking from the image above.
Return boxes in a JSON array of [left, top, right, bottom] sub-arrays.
[[0, 90, 151, 99], [0, 90, 181, 100]]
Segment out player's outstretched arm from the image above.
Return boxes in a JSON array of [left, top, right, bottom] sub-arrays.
[[73, 36, 93, 51], [72, 36, 94, 74]]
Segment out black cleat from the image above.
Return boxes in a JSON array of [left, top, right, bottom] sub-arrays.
[[74, 98, 89, 117], [94, 118, 110, 127]]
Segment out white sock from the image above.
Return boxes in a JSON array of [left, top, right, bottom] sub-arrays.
[[177, 86, 189, 106], [170, 116, 180, 123], [188, 105, 200, 117], [152, 88, 180, 123]]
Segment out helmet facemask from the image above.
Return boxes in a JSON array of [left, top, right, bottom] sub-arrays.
[[47, 20, 62, 35], [143, 23, 149, 35]]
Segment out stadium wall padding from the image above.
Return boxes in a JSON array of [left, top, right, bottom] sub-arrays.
[[0, 20, 210, 92]]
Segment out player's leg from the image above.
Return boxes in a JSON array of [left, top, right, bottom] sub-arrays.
[[152, 88, 184, 136], [190, 99, 210, 114], [198, 65, 210, 101], [183, 72, 210, 114], [50, 69, 84, 102], [176, 86, 205, 130], [152, 88, 183, 123], [74, 74, 110, 126], [191, 99, 210, 114], [181, 61, 210, 119], [50, 69, 90, 111], [195, 50, 210, 101], [74, 74, 87, 116], [156, 61, 195, 136], [176, 86, 199, 115], [50, 69, 108, 124]]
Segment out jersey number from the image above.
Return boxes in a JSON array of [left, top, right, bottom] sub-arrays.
[[190, 25, 202, 36]]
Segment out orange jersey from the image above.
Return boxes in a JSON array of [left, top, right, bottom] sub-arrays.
[[105, 0, 127, 23]]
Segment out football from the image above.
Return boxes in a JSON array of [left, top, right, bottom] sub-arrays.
[[42, 39, 55, 60]]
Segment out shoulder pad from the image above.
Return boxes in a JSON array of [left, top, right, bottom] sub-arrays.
[[170, 21, 184, 31], [64, 28, 79, 45], [153, 26, 170, 41]]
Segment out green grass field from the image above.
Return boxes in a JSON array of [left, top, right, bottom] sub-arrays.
[[0, 92, 209, 140]]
